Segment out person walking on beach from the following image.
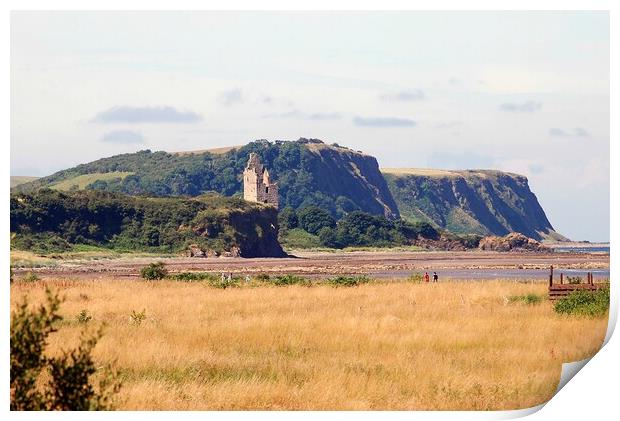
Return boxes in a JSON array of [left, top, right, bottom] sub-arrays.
[[433, 272, 438, 282], [424, 272, 430, 283]]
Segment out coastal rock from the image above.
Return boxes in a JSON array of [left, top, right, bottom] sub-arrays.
[[186, 244, 206, 257], [478, 232, 549, 252]]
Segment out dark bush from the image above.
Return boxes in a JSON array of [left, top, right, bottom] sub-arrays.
[[140, 262, 168, 280], [268, 274, 308, 286], [326, 275, 372, 287], [10, 288, 120, 410], [167, 272, 218, 282]]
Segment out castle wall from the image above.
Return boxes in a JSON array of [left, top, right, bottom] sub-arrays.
[[243, 154, 279, 208]]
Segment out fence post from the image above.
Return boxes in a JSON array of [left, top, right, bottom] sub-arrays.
[[549, 265, 554, 287], [560, 273, 563, 284]]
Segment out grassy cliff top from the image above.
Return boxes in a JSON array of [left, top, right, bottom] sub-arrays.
[[10, 176, 40, 188], [381, 168, 525, 180], [170, 146, 242, 156]]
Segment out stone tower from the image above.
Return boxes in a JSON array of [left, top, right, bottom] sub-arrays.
[[243, 153, 279, 208]]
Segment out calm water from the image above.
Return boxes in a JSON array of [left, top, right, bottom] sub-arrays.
[[368, 268, 610, 281], [554, 246, 610, 254]]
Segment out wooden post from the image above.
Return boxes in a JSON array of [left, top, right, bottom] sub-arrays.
[[549, 265, 554, 287], [560, 273, 563, 284]]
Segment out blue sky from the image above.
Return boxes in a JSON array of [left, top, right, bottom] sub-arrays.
[[10, 11, 609, 241]]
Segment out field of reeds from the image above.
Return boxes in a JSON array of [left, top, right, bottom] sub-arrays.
[[10, 278, 608, 410]]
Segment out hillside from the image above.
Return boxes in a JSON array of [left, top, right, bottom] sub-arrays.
[[382, 168, 566, 242], [10, 189, 284, 257], [16, 138, 400, 219], [10, 176, 39, 188]]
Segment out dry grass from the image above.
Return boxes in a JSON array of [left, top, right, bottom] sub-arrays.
[[50, 172, 134, 191], [10, 279, 607, 410], [381, 168, 461, 177], [10, 176, 40, 188]]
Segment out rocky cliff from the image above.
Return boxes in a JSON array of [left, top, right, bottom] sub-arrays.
[[382, 168, 566, 242]]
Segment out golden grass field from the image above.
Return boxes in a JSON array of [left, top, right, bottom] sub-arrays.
[[10, 279, 608, 410]]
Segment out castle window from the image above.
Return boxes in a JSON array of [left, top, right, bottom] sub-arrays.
[[265, 186, 269, 193]]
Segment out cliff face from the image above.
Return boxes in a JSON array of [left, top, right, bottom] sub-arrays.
[[301, 141, 399, 218], [382, 169, 566, 241]]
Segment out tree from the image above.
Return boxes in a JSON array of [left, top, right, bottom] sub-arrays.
[[297, 206, 336, 235], [278, 206, 298, 230], [317, 227, 340, 248], [10, 288, 121, 410]]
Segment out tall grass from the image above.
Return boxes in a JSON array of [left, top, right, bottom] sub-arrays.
[[10, 279, 607, 410]]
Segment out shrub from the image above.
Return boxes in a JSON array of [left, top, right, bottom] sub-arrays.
[[327, 275, 372, 287], [280, 228, 322, 249], [10, 288, 120, 410], [508, 293, 543, 305], [129, 309, 146, 326], [168, 272, 217, 282], [408, 272, 424, 284], [268, 274, 308, 286], [76, 310, 92, 324], [140, 262, 168, 280], [554, 286, 610, 317], [566, 276, 582, 285], [255, 273, 271, 282], [21, 271, 40, 283]]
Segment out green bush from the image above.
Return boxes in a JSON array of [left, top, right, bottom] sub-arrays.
[[268, 274, 308, 286], [168, 272, 218, 282], [10, 288, 120, 410], [255, 273, 271, 282], [21, 271, 40, 283], [508, 293, 543, 305], [554, 286, 610, 317], [408, 272, 424, 284], [566, 276, 582, 285], [280, 228, 322, 249], [140, 262, 168, 280], [326, 275, 372, 287], [207, 276, 240, 289]]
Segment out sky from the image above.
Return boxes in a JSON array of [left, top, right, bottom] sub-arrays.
[[10, 11, 610, 241]]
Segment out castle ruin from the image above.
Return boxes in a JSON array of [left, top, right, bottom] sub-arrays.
[[243, 153, 279, 208]]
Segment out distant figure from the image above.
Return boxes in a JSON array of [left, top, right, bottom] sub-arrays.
[[424, 272, 430, 283], [221, 272, 225, 282], [433, 272, 438, 282]]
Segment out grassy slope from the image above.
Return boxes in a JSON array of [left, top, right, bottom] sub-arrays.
[[10, 176, 39, 188], [11, 279, 606, 410], [50, 172, 134, 191]]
